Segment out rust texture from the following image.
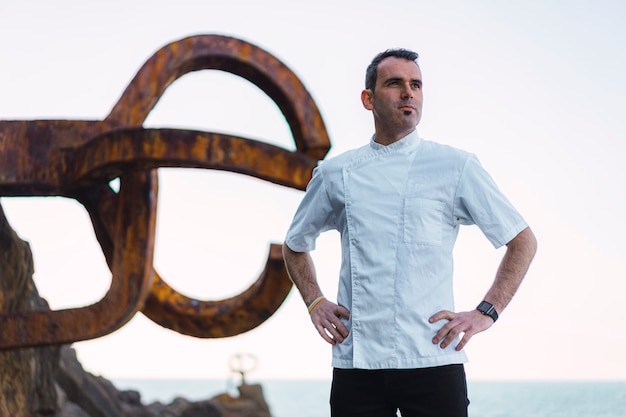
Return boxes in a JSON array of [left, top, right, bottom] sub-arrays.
[[0, 34, 330, 349]]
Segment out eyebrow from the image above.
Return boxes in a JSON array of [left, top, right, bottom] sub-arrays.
[[383, 77, 422, 86]]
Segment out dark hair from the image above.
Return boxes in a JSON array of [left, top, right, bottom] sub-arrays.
[[365, 48, 419, 91]]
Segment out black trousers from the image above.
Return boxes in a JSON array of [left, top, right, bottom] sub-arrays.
[[330, 365, 469, 417]]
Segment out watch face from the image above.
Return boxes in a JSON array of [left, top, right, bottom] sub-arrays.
[[477, 301, 498, 322], [478, 301, 491, 313]]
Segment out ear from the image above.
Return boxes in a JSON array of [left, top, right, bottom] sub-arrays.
[[361, 89, 374, 110]]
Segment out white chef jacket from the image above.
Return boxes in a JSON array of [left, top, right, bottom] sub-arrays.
[[285, 130, 528, 370]]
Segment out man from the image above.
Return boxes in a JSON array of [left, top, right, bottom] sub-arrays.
[[282, 48, 537, 417]]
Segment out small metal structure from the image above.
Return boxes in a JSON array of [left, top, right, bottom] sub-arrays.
[[229, 352, 259, 385], [0, 34, 330, 349]]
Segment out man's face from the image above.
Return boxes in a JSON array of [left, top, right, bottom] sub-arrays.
[[362, 57, 423, 138]]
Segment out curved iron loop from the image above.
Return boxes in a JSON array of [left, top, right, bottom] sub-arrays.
[[106, 34, 330, 161], [142, 244, 292, 338], [97, 34, 330, 337], [0, 170, 157, 349]]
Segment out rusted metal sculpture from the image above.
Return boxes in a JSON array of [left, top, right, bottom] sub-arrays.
[[0, 34, 330, 349]]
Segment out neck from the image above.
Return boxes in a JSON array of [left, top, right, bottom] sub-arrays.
[[373, 126, 416, 146]]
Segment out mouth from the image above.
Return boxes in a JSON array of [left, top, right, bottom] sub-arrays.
[[400, 105, 415, 115], [399, 103, 416, 113]]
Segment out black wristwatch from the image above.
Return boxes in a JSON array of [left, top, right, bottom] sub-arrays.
[[476, 301, 499, 322]]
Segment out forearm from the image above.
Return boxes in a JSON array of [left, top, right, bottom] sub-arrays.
[[431, 226, 537, 350], [484, 226, 537, 313], [283, 242, 350, 344], [282, 243, 323, 305]]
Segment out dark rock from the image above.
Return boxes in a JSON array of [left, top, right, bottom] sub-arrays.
[[56, 345, 125, 417], [119, 389, 142, 406], [209, 384, 272, 417], [0, 204, 59, 417], [181, 400, 222, 417]]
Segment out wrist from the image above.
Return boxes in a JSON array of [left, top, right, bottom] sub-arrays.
[[307, 296, 325, 313]]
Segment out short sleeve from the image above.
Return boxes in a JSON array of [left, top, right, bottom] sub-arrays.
[[453, 154, 528, 248], [285, 165, 337, 252]]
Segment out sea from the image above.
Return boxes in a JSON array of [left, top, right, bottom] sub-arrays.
[[112, 378, 626, 417]]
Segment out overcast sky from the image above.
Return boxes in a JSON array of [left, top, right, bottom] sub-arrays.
[[1, 0, 625, 382]]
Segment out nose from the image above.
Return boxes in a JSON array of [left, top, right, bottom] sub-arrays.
[[401, 83, 413, 99]]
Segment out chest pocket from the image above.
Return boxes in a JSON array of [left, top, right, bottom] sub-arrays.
[[403, 198, 444, 246]]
